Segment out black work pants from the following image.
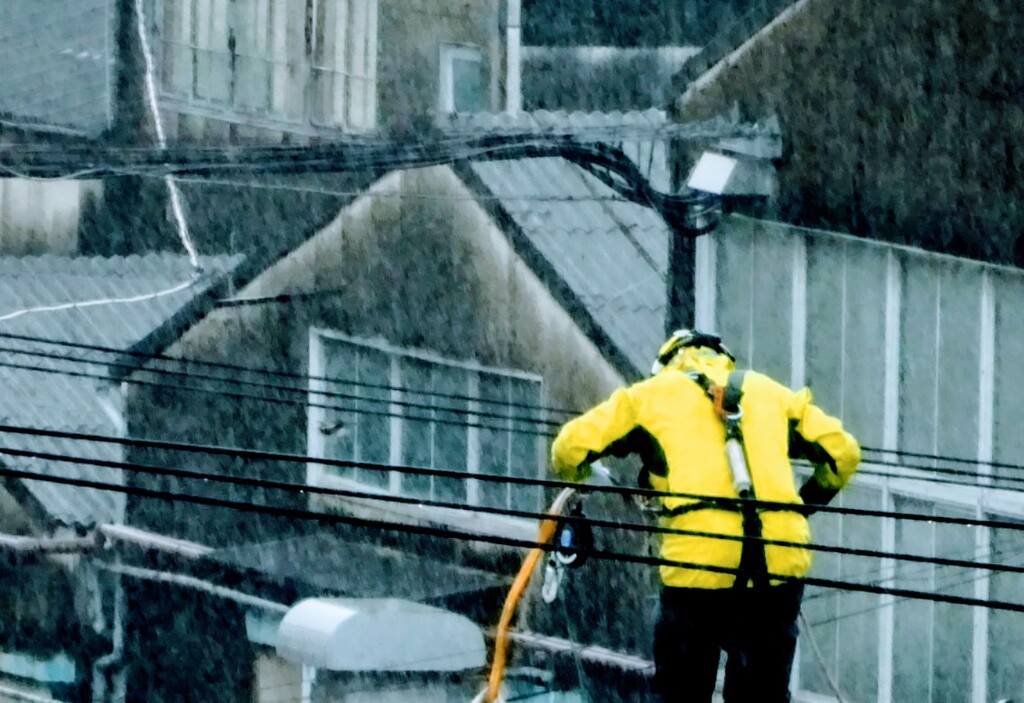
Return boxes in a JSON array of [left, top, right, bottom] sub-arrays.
[[652, 581, 804, 703]]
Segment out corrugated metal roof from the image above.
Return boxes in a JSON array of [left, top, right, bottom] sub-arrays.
[[0, 253, 242, 527], [466, 156, 669, 378], [0, 0, 115, 135]]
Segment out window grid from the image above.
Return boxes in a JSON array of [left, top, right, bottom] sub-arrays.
[[309, 330, 544, 514], [157, 0, 377, 131], [439, 43, 486, 115], [705, 218, 1024, 703]]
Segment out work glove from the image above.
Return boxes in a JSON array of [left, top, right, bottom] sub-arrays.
[[798, 477, 840, 515]]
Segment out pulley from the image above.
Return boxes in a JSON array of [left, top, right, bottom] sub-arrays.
[[553, 503, 593, 569]]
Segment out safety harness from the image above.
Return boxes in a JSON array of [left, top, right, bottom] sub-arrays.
[[666, 370, 771, 589]]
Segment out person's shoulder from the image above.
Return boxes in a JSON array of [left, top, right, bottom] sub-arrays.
[[635, 369, 701, 393], [739, 369, 794, 397]]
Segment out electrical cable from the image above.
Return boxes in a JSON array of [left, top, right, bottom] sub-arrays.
[[806, 552, 1024, 628], [5, 345, 1024, 497], [133, 0, 201, 271], [5, 350, 1024, 498], [3, 442, 1023, 578], [5, 331, 1024, 481], [0, 278, 203, 324], [0, 331, 577, 419], [0, 356, 561, 441], [3, 423, 1024, 532], [0, 344, 558, 428], [0, 460, 1022, 614], [0, 131, 719, 239]]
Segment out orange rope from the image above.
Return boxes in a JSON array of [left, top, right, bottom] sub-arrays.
[[484, 491, 573, 702]]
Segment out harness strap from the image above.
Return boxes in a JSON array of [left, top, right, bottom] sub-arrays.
[[682, 370, 770, 588]]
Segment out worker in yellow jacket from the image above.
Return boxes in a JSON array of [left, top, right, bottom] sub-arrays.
[[551, 329, 860, 703]]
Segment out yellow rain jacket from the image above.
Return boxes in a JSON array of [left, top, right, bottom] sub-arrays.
[[551, 348, 860, 589]]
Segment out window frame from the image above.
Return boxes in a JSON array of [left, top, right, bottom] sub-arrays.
[[438, 43, 485, 115], [154, 0, 378, 134], [306, 327, 544, 541], [701, 219, 1024, 702]]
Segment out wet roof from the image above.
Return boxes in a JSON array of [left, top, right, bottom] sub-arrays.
[[448, 111, 673, 379], [0, 253, 241, 528], [210, 532, 506, 603]]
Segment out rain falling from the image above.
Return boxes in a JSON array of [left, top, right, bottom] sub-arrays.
[[0, 1, 1023, 702]]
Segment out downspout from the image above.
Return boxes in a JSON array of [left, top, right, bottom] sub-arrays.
[[505, 0, 522, 113], [91, 562, 125, 703]]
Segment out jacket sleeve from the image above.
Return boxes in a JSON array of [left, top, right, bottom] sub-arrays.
[[550, 387, 639, 482], [787, 387, 861, 492]]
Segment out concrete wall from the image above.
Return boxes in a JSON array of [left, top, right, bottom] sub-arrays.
[[377, 0, 501, 135], [155, 0, 502, 143], [675, 0, 1024, 265], [0, 0, 116, 135], [0, 180, 101, 255], [125, 165, 622, 542]]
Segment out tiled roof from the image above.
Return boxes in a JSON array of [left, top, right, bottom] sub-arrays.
[[0, 253, 242, 528]]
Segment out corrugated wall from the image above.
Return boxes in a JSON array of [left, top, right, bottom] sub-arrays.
[[700, 214, 1024, 703]]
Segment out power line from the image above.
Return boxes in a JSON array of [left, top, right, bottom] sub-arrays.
[[849, 466, 1024, 490], [4, 442, 1023, 577], [806, 554, 1024, 629], [6, 343, 1024, 497], [0, 344, 559, 428], [3, 423, 1024, 531], [0, 132, 719, 239], [0, 331, 576, 419], [140, 171, 678, 205], [5, 350, 1024, 496], [0, 459, 1022, 614], [0, 357, 560, 441], [5, 330, 1024, 478]]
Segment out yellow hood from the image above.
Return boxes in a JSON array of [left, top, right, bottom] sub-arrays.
[[665, 346, 736, 383]]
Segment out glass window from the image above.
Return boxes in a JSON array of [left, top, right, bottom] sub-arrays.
[[803, 237, 845, 415], [899, 258, 939, 459], [312, 0, 378, 128], [314, 334, 543, 512], [322, 341, 391, 489], [992, 273, 1024, 482], [715, 217, 796, 379], [160, 0, 378, 130], [988, 519, 1024, 701], [798, 485, 882, 701], [839, 243, 888, 449], [834, 486, 882, 702], [804, 238, 887, 447], [440, 44, 486, 114], [935, 262, 982, 462], [899, 258, 983, 463], [749, 222, 794, 383], [892, 497, 975, 702]]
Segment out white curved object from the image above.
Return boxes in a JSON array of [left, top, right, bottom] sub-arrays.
[[276, 597, 486, 672]]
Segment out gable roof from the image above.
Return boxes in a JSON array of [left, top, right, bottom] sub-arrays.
[[442, 111, 679, 380], [0, 253, 241, 528], [671, 0, 809, 101]]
